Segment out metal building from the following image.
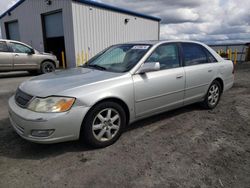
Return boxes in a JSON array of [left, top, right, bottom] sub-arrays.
[[0, 0, 161, 68]]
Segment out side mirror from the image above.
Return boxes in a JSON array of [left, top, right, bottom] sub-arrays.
[[137, 62, 160, 74]]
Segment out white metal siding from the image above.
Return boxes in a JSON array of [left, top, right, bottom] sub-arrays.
[[0, 0, 160, 67], [0, 0, 76, 67], [72, 1, 159, 64]]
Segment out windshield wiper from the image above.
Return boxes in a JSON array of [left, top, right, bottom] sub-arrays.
[[84, 64, 107, 71]]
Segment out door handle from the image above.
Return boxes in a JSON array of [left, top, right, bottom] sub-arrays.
[[208, 69, 213, 72], [176, 75, 183, 79], [14, 54, 19, 57]]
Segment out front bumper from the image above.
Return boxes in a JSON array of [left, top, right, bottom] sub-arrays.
[[8, 96, 90, 144], [55, 60, 60, 68]]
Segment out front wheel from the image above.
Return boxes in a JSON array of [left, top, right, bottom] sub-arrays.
[[80, 101, 126, 148], [202, 80, 222, 109], [41, 61, 55, 74]]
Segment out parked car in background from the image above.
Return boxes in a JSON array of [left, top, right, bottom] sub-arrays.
[[0, 39, 59, 74], [8, 41, 234, 148]]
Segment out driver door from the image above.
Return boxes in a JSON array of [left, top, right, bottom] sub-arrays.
[[9, 42, 38, 70], [132, 43, 185, 117]]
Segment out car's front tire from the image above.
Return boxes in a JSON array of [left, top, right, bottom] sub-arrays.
[[80, 101, 126, 148], [40, 61, 55, 74], [202, 80, 222, 109]]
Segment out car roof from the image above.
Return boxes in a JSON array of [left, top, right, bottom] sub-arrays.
[[122, 40, 207, 46], [0, 39, 32, 48], [0, 39, 21, 43]]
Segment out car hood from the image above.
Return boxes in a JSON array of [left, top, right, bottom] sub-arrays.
[[19, 68, 124, 97]]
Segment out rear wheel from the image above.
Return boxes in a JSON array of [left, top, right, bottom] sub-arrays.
[[41, 61, 55, 74], [80, 101, 126, 148], [202, 80, 222, 109]]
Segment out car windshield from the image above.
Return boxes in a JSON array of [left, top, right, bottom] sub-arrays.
[[83, 44, 152, 73]]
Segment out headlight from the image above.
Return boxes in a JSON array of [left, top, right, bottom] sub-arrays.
[[28, 97, 75, 113]]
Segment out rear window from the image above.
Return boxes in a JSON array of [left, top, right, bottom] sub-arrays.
[[206, 51, 217, 63]]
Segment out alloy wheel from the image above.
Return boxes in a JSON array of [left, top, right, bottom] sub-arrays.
[[42, 62, 55, 73], [208, 84, 220, 106], [92, 108, 121, 142]]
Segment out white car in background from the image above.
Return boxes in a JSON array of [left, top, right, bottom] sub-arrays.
[[0, 39, 59, 74]]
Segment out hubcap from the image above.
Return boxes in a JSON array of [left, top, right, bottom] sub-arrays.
[[92, 108, 121, 142], [208, 84, 219, 106], [44, 63, 54, 73]]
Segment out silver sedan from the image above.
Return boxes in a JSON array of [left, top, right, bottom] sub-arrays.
[[8, 41, 234, 147]]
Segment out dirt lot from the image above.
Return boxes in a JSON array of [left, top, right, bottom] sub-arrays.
[[0, 64, 250, 188]]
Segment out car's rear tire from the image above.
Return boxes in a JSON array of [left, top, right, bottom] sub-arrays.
[[40, 61, 55, 74], [202, 80, 222, 109], [80, 101, 126, 148]]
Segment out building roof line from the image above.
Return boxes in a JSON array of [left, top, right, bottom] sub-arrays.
[[0, 0, 26, 19], [73, 0, 161, 21], [0, 0, 161, 22]]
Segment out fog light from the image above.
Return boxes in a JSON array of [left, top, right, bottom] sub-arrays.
[[31, 129, 55, 137]]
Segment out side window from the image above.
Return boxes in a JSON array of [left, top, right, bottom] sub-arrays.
[[206, 51, 217, 63], [182, 43, 208, 66], [145, 44, 180, 70], [0, 42, 10, 52], [10, 43, 33, 54]]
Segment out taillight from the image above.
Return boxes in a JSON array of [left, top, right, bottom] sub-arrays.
[[232, 62, 235, 74]]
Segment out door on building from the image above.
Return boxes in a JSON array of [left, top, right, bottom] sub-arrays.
[[42, 11, 66, 68], [5, 21, 20, 41]]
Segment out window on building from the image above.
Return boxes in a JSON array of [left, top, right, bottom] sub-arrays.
[[5, 21, 20, 41]]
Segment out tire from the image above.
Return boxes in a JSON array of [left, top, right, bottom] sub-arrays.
[[40, 61, 55, 74], [202, 80, 222, 109], [80, 101, 126, 148]]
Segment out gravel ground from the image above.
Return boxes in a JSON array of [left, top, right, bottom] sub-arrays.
[[0, 65, 250, 188]]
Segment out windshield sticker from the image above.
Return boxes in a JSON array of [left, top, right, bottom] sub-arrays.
[[132, 45, 150, 50]]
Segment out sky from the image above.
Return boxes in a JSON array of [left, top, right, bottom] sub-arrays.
[[0, 0, 249, 44]]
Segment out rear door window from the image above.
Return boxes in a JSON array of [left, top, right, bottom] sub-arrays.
[[206, 51, 217, 63], [182, 43, 208, 66]]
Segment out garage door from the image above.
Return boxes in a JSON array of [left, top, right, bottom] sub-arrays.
[[5, 21, 20, 41], [42, 11, 66, 67], [44, 11, 64, 38]]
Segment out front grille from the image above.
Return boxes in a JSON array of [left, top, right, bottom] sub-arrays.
[[15, 88, 33, 108]]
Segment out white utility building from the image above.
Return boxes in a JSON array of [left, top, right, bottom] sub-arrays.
[[0, 0, 161, 68]]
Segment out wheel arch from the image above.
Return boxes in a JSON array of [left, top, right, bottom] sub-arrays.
[[41, 59, 56, 67], [213, 77, 224, 93], [82, 97, 130, 127]]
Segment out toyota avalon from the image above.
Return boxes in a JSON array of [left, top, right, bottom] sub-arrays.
[[8, 41, 234, 147]]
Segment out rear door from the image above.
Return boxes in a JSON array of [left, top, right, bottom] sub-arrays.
[[0, 41, 13, 71], [9, 42, 38, 70], [133, 43, 185, 117], [181, 43, 217, 105]]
